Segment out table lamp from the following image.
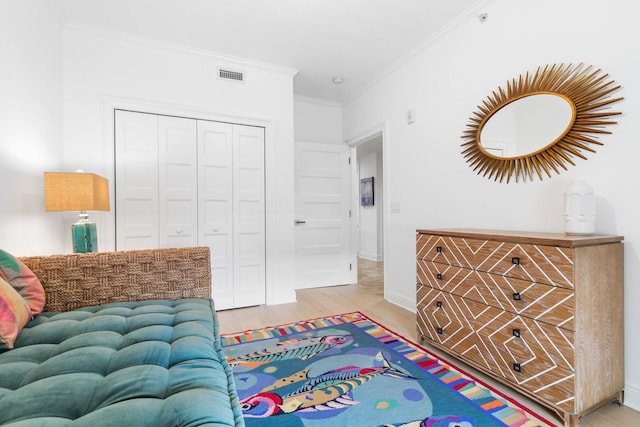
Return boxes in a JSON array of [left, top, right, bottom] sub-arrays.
[[44, 171, 110, 253]]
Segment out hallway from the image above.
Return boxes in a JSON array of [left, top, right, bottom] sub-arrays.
[[357, 257, 383, 295]]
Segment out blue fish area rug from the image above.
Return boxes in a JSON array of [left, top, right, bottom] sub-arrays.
[[221, 312, 557, 427]]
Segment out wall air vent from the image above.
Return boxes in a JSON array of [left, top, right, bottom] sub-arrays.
[[218, 68, 245, 82]]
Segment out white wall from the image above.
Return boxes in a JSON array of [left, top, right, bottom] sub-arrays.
[[0, 1, 66, 256], [294, 96, 343, 144], [358, 152, 382, 261], [62, 26, 298, 305], [343, 0, 640, 410]]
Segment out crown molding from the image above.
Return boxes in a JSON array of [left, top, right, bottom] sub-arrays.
[[294, 95, 342, 108], [50, 0, 70, 26], [344, 0, 493, 106], [64, 23, 299, 77]]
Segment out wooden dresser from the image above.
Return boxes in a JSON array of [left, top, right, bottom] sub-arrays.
[[416, 228, 624, 427]]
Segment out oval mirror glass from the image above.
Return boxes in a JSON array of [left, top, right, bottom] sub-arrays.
[[479, 94, 574, 158]]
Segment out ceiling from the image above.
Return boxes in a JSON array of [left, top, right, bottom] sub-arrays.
[[55, 0, 483, 104]]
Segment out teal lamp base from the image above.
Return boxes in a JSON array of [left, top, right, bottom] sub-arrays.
[[72, 221, 98, 253]]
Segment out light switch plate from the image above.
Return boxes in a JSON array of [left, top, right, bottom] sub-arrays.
[[407, 108, 416, 124]]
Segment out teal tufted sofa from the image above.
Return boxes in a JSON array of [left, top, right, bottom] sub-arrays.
[[0, 247, 243, 427]]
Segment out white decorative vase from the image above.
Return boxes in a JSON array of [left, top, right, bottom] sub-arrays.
[[564, 180, 596, 235]]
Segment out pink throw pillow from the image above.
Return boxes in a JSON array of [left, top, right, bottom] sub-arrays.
[[0, 249, 46, 316], [0, 276, 32, 350]]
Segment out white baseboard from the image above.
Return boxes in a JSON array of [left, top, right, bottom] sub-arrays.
[[624, 381, 640, 412], [357, 251, 382, 261], [385, 289, 415, 313]]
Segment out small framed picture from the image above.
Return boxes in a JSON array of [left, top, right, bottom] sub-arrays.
[[360, 177, 374, 206]]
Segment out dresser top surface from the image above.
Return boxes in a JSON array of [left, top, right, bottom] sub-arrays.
[[416, 228, 624, 248]]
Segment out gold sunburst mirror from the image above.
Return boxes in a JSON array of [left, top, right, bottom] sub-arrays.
[[461, 63, 623, 183]]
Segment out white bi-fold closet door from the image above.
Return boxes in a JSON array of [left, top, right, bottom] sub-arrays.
[[114, 109, 265, 309]]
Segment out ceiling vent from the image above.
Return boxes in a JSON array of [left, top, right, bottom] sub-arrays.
[[218, 68, 245, 82]]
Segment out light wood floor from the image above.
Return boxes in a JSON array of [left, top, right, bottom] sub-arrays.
[[217, 259, 638, 427]]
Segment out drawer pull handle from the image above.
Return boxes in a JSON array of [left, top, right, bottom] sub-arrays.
[[511, 256, 520, 265], [512, 292, 522, 301], [436, 301, 443, 308], [416, 283, 421, 290], [512, 328, 521, 338], [437, 327, 443, 335], [436, 246, 442, 253], [436, 273, 443, 280], [513, 363, 522, 373]]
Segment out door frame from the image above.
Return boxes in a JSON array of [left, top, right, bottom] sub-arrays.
[[100, 95, 293, 305], [345, 121, 389, 299]]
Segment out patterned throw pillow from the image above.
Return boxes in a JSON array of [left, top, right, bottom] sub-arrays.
[[0, 276, 32, 350], [0, 249, 46, 316]]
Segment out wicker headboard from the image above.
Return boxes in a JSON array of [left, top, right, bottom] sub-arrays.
[[19, 247, 211, 312]]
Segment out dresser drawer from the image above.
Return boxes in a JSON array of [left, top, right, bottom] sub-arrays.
[[417, 287, 576, 412], [417, 259, 575, 330], [417, 233, 575, 289], [417, 286, 575, 372]]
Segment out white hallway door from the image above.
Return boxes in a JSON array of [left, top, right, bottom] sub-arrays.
[[115, 110, 265, 309], [294, 142, 354, 288]]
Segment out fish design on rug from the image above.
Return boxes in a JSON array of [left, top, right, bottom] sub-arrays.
[[240, 351, 415, 418], [379, 415, 474, 427], [227, 334, 353, 368]]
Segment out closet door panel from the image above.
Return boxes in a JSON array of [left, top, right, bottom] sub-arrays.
[[198, 120, 234, 309], [116, 112, 267, 310], [158, 116, 198, 248], [115, 110, 159, 250], [233, 125, 266, 307]]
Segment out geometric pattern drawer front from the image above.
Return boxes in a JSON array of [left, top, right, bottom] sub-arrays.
[[417, 259, 575, 330], [417, 286, 576, 412], [416, 233, 575, 289], [417, 286, 494, 370]]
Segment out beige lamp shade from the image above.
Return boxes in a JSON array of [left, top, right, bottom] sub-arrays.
[[44, 172, 110, 212]]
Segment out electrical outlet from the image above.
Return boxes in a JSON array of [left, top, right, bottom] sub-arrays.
[[407, 108, 416, 124]]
